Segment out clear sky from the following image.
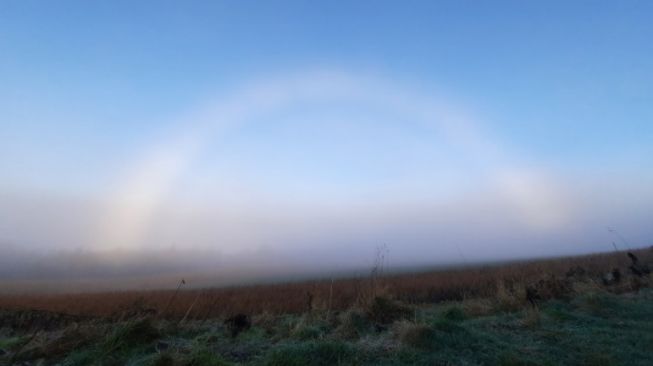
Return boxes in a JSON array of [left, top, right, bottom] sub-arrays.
[[1, 1, 652, 270]]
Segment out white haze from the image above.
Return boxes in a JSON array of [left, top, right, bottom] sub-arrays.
[[1, 70, 652, 291]]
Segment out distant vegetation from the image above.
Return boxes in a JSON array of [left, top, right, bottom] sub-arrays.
[[1, 248, 650, 317], [0, 247, 651, 365]]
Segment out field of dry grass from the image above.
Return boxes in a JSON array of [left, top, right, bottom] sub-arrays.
[[1, 247, 653, 365], [1, 247, 650, 320]]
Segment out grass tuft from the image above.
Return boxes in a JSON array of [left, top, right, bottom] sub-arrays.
[[333, 309, 372, 339], [366, 296, 412, 325], [441, 305, 466, 322], [264, 340, 355, 366], [393, 321, 435, 349], [101, 317, 160, 357]]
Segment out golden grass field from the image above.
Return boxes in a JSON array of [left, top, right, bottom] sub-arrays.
[[1, 247, 650, 319]]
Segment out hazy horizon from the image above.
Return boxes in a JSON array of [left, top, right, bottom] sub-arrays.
[[1, 1, 652, 289]]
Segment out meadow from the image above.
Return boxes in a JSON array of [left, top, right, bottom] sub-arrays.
[[0, 247, 651, 365]]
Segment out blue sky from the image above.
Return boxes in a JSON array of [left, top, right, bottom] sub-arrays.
[[1, 1, 652, 265]]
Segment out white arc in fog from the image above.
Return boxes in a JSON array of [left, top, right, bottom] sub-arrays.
[[98, 70, 569, 249]]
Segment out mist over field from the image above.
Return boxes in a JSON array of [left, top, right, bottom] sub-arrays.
[[1, 2, 652, 292], [1, 173, 651, 291]]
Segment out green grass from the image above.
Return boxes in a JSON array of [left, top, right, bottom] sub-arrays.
[[1, 289, 652, 365], [264, 340, 357, 366], [0, 336, 24, 350]]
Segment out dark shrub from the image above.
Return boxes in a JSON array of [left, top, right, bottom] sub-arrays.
[[366, 297, 412, 324]]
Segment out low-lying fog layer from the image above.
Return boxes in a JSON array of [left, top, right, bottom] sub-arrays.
[[1, 177, 651, 294], [2, 0, 653, 290]]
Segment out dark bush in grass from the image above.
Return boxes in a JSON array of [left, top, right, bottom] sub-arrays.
[[442, 305, 466, 322], [102, 318, 160, 355], [366, 297, 412, 324]]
